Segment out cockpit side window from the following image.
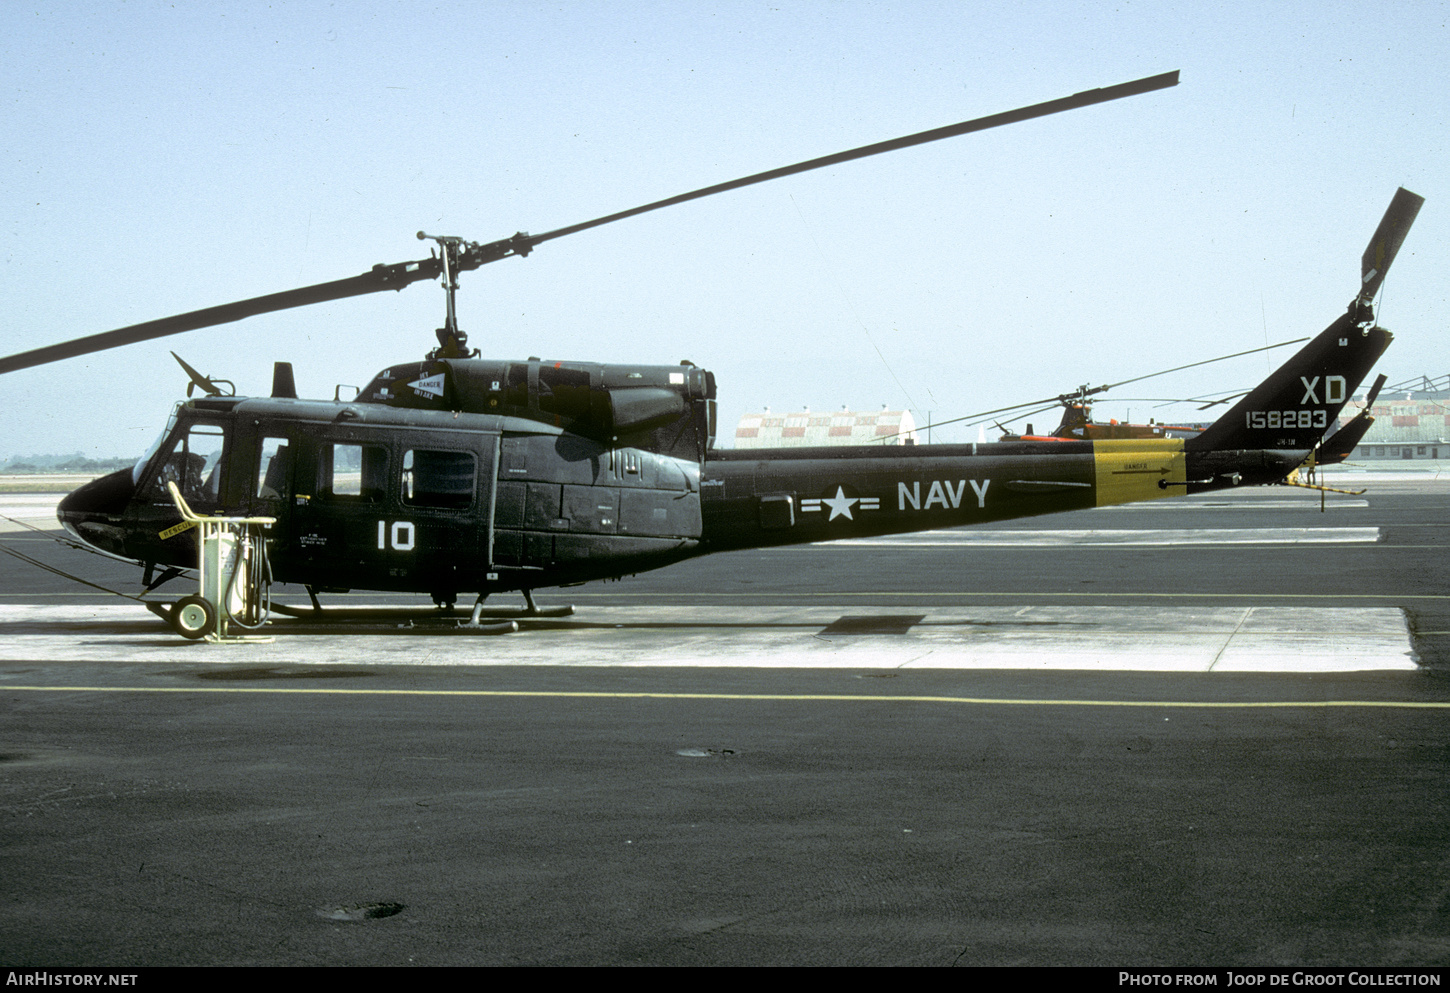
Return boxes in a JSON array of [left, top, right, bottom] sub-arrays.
[[132, 405, 182, 487], [142, 421, 228, 508]]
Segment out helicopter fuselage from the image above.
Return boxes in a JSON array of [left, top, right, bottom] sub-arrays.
[[53, 304, 1392, 604], [57, 392, 1306, 602]]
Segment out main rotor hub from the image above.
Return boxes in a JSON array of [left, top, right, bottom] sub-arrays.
[[418, 231, 477, 360]]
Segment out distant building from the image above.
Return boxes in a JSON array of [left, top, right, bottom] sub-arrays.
[[1338, 375, 1449, 460], [735, 407, 918, 448]]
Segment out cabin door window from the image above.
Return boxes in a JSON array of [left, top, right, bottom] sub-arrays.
[[402, 449, 476, 509]]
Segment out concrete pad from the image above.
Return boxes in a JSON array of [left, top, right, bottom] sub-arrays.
[[0, 494, 66, 533], [0, 603, 1414, 672]]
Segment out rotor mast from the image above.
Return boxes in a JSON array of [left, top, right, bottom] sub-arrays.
[[418, 231, 479, 358]]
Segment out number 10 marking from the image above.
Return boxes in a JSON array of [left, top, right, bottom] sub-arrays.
[[377, 520, 415, 550]]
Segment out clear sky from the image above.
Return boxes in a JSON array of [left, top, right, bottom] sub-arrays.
[[2, 0, 1446, 459]]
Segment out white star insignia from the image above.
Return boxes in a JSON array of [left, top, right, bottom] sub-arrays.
[[820, 485, 858, 521]]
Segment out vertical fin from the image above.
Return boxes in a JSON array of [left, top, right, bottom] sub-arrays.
[[1186, 316, 1390, 453]]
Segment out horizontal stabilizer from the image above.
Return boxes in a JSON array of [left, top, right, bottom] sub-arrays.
[[1317, 412, 1375, 465], [1316, 373, 1386, 465]]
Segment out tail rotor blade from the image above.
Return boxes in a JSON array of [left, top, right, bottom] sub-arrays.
[[1359, 187, 1425, 305], [1362, 372, 1387, 410]]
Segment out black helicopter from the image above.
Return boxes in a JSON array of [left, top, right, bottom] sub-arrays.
[[0, 71, 1423, 635]]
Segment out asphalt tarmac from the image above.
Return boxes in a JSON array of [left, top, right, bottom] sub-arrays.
[[3, 472, 1449, 966]]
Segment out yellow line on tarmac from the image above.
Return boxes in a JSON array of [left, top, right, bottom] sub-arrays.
[[5, 685, 1450, 709], [6, 591, 1450, 601], [549, 591, 1441, 601]]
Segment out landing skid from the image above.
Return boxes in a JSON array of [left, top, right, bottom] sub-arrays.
[[261, 589, 574, 634], [468, 589, 575, 622], [267, 605, 520, 635]]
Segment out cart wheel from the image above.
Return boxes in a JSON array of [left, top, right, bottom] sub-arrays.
[[171, 595, 216, 640]]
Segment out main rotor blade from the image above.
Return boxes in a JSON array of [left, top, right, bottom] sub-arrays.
[[1, 71, 1177, 376], [1194, 391, 1249, 410], [1359, 187, 1425, 305], [525, 71, 1180, 250], [0, 257, 443, 376], [890, 336, 1305, 439], [1094, 337, 1308, 394]]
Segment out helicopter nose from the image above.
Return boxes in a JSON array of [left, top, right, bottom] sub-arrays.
[[57, 467, 135, 556]]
